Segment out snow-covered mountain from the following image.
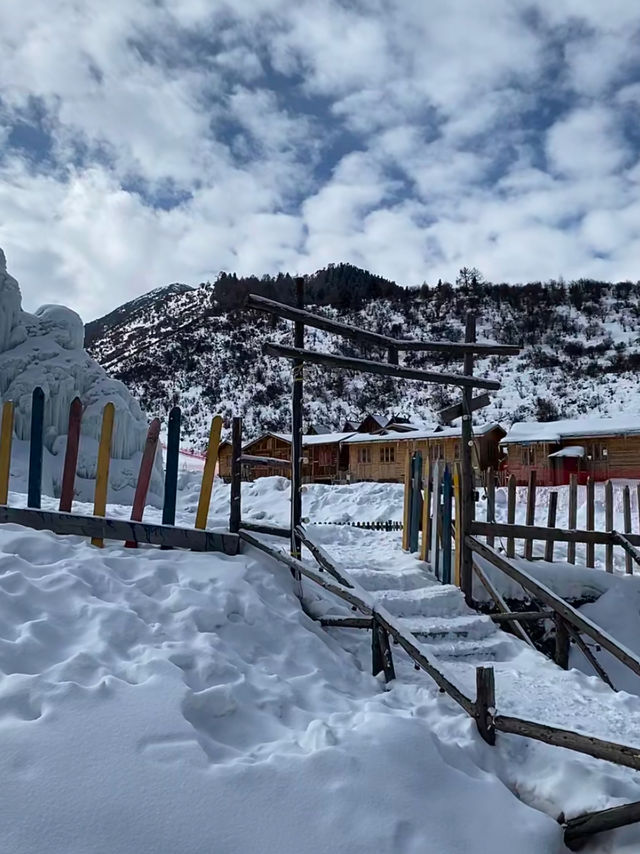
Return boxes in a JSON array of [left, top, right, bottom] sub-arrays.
[[85, 265, 640, 450]]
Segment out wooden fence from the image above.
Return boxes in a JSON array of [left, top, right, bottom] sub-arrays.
[[0, 388, 238, 555]]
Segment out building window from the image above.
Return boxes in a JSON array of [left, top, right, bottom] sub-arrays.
[[357, 447, 372, 464], [521, 446, 535, 465], [589, 443, 608, 461], [379, 446, 395, 463]]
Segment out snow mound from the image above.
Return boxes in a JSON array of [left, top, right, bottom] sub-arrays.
[[0, 249, 162, 503]]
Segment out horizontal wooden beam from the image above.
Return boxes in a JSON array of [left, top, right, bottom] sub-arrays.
[[489, 610, 552, 623], [495, 714, 640, 772], [246, 293, 520, 356], [0, 506, 239, 554], [470, 520, 640, 547], [563, 799, 640, 850], [466, 536, 640, 680], [438, 393, 491, 424], [263, 343, 502, 391], [319, 616, 373, 628], [295, 525, 355, 588], [238, 454, 291, 468], [240, 521, 291, 539]]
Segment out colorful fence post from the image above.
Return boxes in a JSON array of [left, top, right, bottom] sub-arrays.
[[28, 387, 45, 509], [91, 402, 115, 548], [162, 406, 181, 528], [125, 418, 161, 547], [431, 459, 442, 578], [419, 458, 431, 561], [441, 465, 453, 585], [409, 451, 423, 553], [402, 449, 412, 551], [195, 414, 223, 530], [59, 397, 83, 513], [0, 401, 14, 506], [453, 463, 462, 587]]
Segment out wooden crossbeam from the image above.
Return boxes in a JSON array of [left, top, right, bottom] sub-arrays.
[[0, 506, 239, 554], [563, 799, 640, 850], [263, 342, 501, 391], [470, 520, 640, 547], [246, 293, 520, 356], [238, 454, 291, 468], [437, 393, 491, 424], [240, 521, 291, 539]]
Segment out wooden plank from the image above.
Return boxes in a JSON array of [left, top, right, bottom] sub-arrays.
[[564, 799, 640, 850], [375, 622, 396, 683], [295, 525, 355, 588], [494, 714, 640, 772], [565, 622, 615, 691], [490, 610, 552, 623], [409, 451, 423, 553], [291, 276, 304, 568], [437, 393, 491, 424], [475, 666, 496, 745], [430, 458, 441, 574], [246, 293, 520, 357], [0, 506, 239, 554], [319, 616, 372, 628], [402, 448, 411, 551], [605, 480, 613, 573], [472, 559, 535, 647], [467, 536, 640, 680], [419, 457, 430, 562], [555, 614, 570, 669], [195, 415, 223, 530], [241, 521, 290, 539], [28, 386, 45, 509], [0, 400, 14, 506], [568, 473, 578, 564], [624, 485, 633, 574], [125, 417, 161, 547], [460, 313, 476, 606], [262, 342, 502, 391], [162, 406, 181, 527], [453, 463, 462, 586], [91, 402, 115, 547], [524, 469, 537, 560], [230, 416, 242, 534], [586, 477, 595, 568], [612, 532, 640, 572], [239, 454, 291, 468], [507, 473, 516, 558], [59, 397, 82, 513], [486, 467, 495, 548], [544, 491, 558, 562], [441, 465, 453, 585], [470, 521, 620, 546]]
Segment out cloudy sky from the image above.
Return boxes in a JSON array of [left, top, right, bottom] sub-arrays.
[[1, 0, 639, 320]]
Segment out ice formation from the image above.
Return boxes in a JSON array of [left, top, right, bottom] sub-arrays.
[[0, 248, 163, 504]]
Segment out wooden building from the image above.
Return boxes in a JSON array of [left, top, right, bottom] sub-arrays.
[[501, 418, 640, 485], [218, 431, 355, 483], [344, 423, 505, 483]]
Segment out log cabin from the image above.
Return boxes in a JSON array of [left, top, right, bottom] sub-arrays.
[[218, 431, 355, 483], [501, 417, 640, 485], [344, 423, 505, 483]]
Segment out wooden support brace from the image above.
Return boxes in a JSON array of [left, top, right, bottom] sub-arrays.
[[475, 666, 496, 745], [564, 798, 640, 851], [554, 614, 570, 670]]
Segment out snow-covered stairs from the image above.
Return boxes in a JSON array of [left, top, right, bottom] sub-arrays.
[[346, 563, 514, 664]]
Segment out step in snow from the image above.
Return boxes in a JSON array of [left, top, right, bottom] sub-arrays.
[[346, 567, 433, 592], [373, 585, 470, 618], [417, 634, 513, 662], [399, 614, 497, 642]]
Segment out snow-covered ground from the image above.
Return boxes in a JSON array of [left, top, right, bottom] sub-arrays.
[[4, 475, 640, 851]]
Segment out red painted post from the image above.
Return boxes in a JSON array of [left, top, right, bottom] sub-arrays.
[[125, 418, 161, 548]]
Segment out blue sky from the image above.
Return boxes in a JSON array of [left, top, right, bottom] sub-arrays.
[[1, 0, 639, 320]]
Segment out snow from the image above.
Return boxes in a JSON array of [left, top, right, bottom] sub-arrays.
[[503, 417, 640, 444], [343, 421, 503, 444], [548, 445, 585, 458], [0, 248, 163, 504]]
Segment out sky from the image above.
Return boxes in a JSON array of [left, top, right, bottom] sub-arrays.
[[1, 0, 639, 321]]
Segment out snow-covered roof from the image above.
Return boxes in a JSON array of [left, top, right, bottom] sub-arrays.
[[245, 431, 355, 449], [502, 417, 640, 444], [343, 422, 504, 444], [548, 445, 585, 458]]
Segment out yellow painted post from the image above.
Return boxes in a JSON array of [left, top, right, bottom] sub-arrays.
[[0, 401, 14, 505], [402, 445, 412, 551], [91, 402, 115, 547], [453, 462, 462, 587], [419, 457, 431, 561], [195, 415, 223, 530]]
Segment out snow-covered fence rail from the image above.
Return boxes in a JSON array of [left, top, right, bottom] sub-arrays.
[[0, 389, 238, 554], [241, 525, 640, 849]]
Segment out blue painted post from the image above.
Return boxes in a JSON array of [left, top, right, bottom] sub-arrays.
[[441, 465, 453, 585], [409, 451, 423, 552], [162, 406, 181, 527], [28, 386, 45, 509]]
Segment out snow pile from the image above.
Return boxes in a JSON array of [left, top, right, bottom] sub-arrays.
[[0, 249, 162, 503], [0, 503, 559, 853]]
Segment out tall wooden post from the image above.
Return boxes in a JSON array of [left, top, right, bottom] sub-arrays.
[[567, 473, 578, 564], [586, 477, 595, 568], [229, 416, 242, 534], [28, 387, 45, 510], [524, 469, 537, 560], [624, 485, 632, 575], [605, 480, 613, 573], [291, 277, 305, 561], [460, 314, 476, 606]]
